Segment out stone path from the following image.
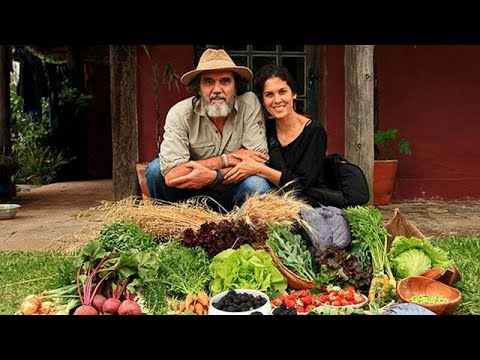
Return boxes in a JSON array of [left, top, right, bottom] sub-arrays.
[[0, 180, 112, 251], [1, 179, 479, 251], [378, 200, 480, 238]]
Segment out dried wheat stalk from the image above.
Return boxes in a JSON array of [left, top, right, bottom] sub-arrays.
[[233, 189, 312, 234]]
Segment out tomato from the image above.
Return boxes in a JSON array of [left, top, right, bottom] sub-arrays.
[[320, 294, 330, 303], [302, 296, 313, 305], [285, 299, 296, 308], [298, 290, 309, 298], [297, 306, 306, 313]]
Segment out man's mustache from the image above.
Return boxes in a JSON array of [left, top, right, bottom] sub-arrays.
[[210, 94, 227, 100]]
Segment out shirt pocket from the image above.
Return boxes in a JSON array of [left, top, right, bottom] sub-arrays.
[[189, 142, 216, 160], [225, 137, 242, 153]]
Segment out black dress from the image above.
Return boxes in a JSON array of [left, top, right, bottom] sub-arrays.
[[266, 119, 327, 206]]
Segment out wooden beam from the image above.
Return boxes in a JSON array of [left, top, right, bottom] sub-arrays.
[[0, 45, 11, 157], [109, 45, 139, 200], [344, 45, 375, 203]]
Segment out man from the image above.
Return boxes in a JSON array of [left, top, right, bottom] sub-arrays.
[[145, 48, 271, 211]]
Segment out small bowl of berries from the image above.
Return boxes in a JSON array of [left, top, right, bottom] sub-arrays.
[[208, 289, 271, 315]]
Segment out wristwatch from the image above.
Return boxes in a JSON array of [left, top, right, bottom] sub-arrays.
[[214, 169, 224, 184]]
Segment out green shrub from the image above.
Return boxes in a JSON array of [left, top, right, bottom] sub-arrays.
[[10, 84, 74, 185]]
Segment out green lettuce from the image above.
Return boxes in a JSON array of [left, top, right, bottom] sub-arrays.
[[389, 236, 452, 279], [209, 244, 287, 298], [394, 249, 432, 279]]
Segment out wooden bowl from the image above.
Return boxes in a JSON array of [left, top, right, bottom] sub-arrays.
[[397, 276, 461, 315], [420, 264, 462, 286]]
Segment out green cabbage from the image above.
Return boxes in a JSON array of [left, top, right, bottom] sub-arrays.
[[393, 249, 432, 279], [209, 244, 287, 298], [389, 236, 452, 279]]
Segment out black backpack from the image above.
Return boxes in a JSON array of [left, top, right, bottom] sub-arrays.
[[307, 154, 369, 208]]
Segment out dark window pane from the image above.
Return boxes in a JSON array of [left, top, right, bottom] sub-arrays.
[[223, 45, 248, 51], [252, 56, 276, 76], [252, 45, 277, 52], [281, 45, 305, 52], [231, 55, 248, 67], [281, 57, 305, 96], [295, 99, 306, 116]]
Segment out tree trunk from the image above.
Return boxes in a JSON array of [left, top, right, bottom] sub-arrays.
[[0, 45, 11, 157], [109, 45, 139, 200], [344, 45, 375, 203]]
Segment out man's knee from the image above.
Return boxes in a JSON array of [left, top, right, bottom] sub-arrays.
[[145, 158, 166, 199], [146, 158, 162, 183], [241, 176, 271, 194]]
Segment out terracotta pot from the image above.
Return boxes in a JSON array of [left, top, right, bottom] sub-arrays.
[[373, 160, 398, 205], [136, 163, 150, 199]]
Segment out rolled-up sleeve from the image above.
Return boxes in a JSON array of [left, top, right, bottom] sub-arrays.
[[159, 106, 191, 176]]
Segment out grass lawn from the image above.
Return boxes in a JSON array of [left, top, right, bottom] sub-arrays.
[[0, 236, 478, 315], [0, 251, 76, 315], [433, 236, 480, 315]]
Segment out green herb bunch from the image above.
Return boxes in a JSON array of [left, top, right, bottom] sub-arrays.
[[266, 224, 316, 281], [97, 219, 157, 252], [156, 243, 212, 297]]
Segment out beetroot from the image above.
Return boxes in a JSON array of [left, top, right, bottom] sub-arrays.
[[73, 305, 99, 315], [102, 298, 122, 314], [117, 300, 142, 315], [92, 294, 107, 312]]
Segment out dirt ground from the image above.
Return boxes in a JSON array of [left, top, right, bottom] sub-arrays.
[[0, 180, 112, 251], [1, 179, 479, 251]]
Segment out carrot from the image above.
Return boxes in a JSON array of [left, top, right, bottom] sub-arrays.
[[196, 291, 209, 307], [194, 303, 204, 315], [185, 294, 195, 310], [188, 304, 195, 311], [179, 302, 186, 312]]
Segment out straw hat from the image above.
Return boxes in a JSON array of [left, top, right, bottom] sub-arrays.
[[180, 49, 253, 85]]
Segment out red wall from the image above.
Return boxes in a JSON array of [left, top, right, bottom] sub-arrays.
[[375, 45, 480, 200], [136, 45, 193, 163], [324, 45, 480, 201]]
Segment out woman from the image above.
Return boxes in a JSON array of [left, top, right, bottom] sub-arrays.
[[224, 64, 327, 206]]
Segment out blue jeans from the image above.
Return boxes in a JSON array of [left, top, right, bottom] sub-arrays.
[[145, 157, 271, 212]]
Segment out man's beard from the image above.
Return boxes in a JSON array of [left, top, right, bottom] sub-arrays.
[[202, 95, 235, 117]]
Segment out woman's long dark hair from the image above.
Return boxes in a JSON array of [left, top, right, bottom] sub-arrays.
[[253, 64, 297, 98]]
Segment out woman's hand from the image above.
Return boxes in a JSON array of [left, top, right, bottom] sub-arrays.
[[227, 149, 269, 167], [223, 153, 266, 184]]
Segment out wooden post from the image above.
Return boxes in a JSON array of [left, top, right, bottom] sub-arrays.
[[344, 45, 375, 203], [109, 45, 139, 200], [0, 45, 11, 157]]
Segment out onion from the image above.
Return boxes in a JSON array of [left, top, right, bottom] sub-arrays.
[[20, 295, 42, 315]]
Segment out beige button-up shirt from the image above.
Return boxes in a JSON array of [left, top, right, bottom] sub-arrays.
[[159, 91, 267, 176]]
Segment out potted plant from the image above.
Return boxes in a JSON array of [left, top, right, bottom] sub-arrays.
[[373, 129, 412, 205]]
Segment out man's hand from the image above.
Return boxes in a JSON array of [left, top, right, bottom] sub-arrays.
[[223, 153, 266, 184], [228, 149, 269, 167], [168, 162, 215, 189]]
